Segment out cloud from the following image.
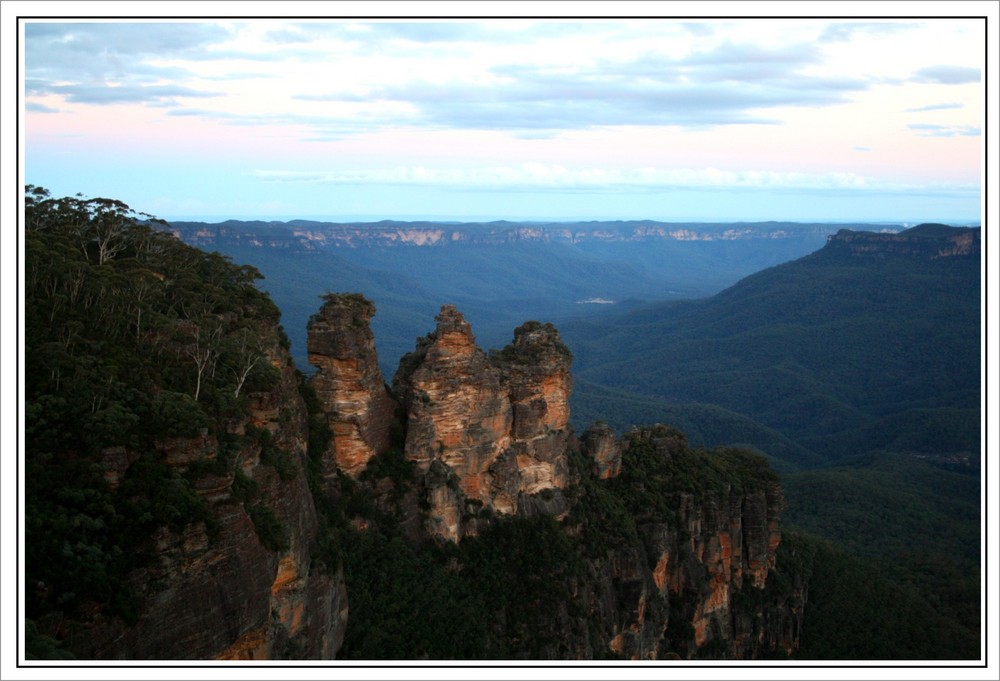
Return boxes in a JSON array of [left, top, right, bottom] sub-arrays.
[[249, 164, 935, 195], [680, 40, 821, 67], [904, 102, 963, 112], [817, 22, 916, 43], [24, 22, 230, 107], [24, 22, 230, 75], [258, 21, 613, 60], [25, 22, 231, 54], [28, 81, 219, 106], [260, 21, 492, 45], [679, 23, 715, 37], [912, 65, 981, 84], [25, 101, 61, 113], [343, 40, 870, 132], [908, 123, 981, 137], [21, 21, 976, 140], [352, 22, 495, 43]]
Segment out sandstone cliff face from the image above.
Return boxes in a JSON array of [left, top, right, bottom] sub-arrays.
[[307, 293, 398, 482], [63, 324, 346, 660], [170, 219, 839, 251], [392, 306, 572, 542]]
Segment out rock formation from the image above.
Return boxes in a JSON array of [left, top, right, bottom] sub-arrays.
[[304, 298, 800, 660], [38, 292, 800, 661], [307, 293, 398, 482], [391, 305, 573, 542]]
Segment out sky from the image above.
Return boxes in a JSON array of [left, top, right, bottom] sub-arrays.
[[14, 6, 993, 224]]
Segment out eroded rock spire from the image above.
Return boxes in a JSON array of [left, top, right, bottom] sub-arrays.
[[307, 293, 398, 482]]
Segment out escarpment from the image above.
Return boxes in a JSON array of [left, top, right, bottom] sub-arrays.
[[824, 224, 980, 259], [571, 423, 798, 660], [31, 190, 974, 663], [24, 194, 350, 662], [29, 280, 803, 661]]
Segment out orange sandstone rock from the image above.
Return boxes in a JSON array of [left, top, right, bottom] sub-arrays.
[[392, 306, 573, 541]]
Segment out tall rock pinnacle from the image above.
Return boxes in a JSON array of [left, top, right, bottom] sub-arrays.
[[307, 293, 398, 482]]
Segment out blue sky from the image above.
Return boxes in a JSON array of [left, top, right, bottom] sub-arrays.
[[12, 4, 993, 223]]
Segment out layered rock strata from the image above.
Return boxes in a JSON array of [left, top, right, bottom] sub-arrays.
[[581, 421, 622, 479], [825, 224, 980, 259], [307, 293, 398, 482]]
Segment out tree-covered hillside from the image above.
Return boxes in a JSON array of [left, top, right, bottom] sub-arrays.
[[24, 186, 290, 650], [564, 225, 981, 467]]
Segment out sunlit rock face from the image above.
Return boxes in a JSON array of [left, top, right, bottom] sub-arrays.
[[392, 305, 573, 542], [307, 293, 398, 483]]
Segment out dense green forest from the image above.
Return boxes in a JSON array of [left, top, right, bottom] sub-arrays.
[[23, 186, 288, 651]]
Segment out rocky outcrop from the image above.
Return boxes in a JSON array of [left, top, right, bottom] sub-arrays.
[[581, 421, 622, 479], [579, 425, 798, 660], [307, 293, 398, 482], [392, 305, 573, 542], [60, 295, 798, 661], [57, 323, 347, 660]]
